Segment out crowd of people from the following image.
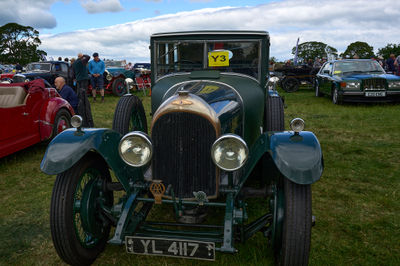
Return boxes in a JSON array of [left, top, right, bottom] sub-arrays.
[[55, 52, 107, 127]]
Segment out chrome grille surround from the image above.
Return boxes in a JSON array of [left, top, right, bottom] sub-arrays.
[[363, 78, 386, 91]]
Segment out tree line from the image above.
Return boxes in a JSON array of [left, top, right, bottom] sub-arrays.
[[291, 41, 400, 62]]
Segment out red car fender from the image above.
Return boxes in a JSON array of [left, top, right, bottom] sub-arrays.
[[39, 96, 75, 141]]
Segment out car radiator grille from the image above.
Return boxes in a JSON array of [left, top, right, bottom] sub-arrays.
[[363, 78, 386, 91], [152, 112, 217, 199]]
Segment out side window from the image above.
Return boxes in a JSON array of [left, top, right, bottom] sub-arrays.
[[321, 63, 332, 75]]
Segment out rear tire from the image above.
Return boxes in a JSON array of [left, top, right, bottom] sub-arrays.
[[265, 96, 284, 131], [112, 95, 147, 135], [50, 154, 113, 266]]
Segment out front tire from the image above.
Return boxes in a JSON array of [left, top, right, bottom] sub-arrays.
[[112, 77, 126, 96], [282, 77, 300, 93], [315, 81, 322, 97], [50, 154, 113, 266], [272, 177, 312, 266], [112, 95, 147, 135], [332, 87, 342, 104]]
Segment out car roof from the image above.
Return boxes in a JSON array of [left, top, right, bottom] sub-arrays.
[[151, 30, 269, 39], [327, 59, 374, 63]]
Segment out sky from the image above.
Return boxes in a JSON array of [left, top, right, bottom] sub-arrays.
[[1, 0, 399, 63]]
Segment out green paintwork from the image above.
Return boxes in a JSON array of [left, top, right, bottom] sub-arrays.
[[40, 128, 142, 191], [269, 131, 323, 184], [239, 131, 323, 187]]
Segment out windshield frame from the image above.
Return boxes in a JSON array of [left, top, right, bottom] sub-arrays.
[[153, 39, 263, 83]]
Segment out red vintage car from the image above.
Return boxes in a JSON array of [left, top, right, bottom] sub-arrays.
[[0, 79, 74, 158]]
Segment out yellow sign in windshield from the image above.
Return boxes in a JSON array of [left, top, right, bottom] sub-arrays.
[[208, 51, 230, 67]]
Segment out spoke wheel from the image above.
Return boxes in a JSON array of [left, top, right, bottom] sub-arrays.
[[52, 109, 71, 138], [282, 77, 300, 93], [112, 77, 126, 96], [270, 177, 312, 266], [50, 154, 113, 265], [112, 95, 147, 135]]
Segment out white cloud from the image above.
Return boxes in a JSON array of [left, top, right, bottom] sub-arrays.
[[80, 0, 123, 14], [41, 0, 400, 62], [0, 0, 58, 29]]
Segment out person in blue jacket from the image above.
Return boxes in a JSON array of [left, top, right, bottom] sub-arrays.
[[88, 52, 106, 102], [55, 76, 78, 113]]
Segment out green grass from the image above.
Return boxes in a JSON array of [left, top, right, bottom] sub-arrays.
[[1, 87, 399, 265]]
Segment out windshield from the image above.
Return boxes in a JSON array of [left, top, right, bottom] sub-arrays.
[[105, 60, 125, 68], [333, 60, 385, 75], [26, 63, 51, 72], [155, 40, 261, 80]]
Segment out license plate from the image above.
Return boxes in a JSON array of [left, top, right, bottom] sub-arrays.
[[365, 91, 386, 97], [126, 236, 215, 261]]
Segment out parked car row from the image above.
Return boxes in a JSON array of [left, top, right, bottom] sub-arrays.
[[0, 60, 152, 97], [3, 29, 399, 266], [274, 58, 400, 104]]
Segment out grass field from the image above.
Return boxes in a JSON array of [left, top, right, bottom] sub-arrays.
[[1, 87, 399, 265]]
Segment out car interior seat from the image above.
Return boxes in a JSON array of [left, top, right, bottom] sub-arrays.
[[0, 86, 27, 107]]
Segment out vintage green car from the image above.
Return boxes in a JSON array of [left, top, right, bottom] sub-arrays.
[[41, 31, 323, 265], [315, 59, 400, 104]]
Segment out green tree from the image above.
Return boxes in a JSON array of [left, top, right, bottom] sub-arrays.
[[291, 41, 338, 62], [0, 23, 47, 65], [341, 41, 374, 59], [377, 43, 400, 59]]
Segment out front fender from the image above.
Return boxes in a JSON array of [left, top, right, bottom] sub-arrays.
[[269, 131, 323, 184], [39, 97, 74, 140], [40, 128, 140, 191]]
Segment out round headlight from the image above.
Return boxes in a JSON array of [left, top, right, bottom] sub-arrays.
[[290, 118, 305, 133], [106, 74, 112, 81], [119, 132, 152, 167], [71, 115, 83, 128], [211, 134, 248, 171]]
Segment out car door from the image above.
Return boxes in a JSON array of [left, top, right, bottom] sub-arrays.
[[0, 88, 41, 155], [317, 62, 333, 94]]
